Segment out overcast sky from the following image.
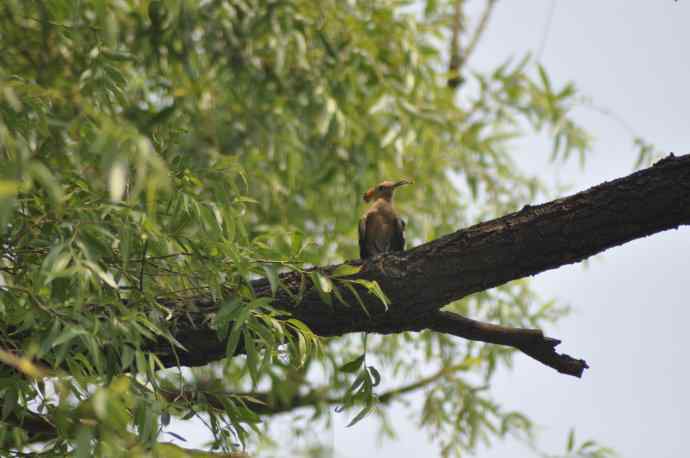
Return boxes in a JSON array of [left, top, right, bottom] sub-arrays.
[[181, 2, 690, 457]]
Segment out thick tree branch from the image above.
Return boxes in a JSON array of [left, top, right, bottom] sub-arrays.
[[147, 154, 690, 375]]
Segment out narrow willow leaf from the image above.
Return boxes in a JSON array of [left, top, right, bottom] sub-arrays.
[[313, 272, 333, 293], [263, 265, 279, 297], [343, 283, 368, 315], [567, 428, 576, 452], [75, 427, 93, 458], [29, 161, 63, 206], [339, 354, 365, 373], [215, 298, 244, 339], [243, 329, 259, 384], [0, 180, 19, 198], [331, 264, 362, 277], [368, 366, 381, 387], [346, 400, 374, 427], [351, 279, 390, 311], [165, 431, 187, 442], [309, 271, 333, 306], [2, 387, 17, 420]]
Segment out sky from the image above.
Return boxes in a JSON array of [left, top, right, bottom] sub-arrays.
[[180, 1, 690, 457]]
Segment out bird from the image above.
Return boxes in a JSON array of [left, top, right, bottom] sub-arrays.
[[358, 179, 412, 259]]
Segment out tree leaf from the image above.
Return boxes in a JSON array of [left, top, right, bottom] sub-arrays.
[[263, 265, 279, 297], [2, 387, 17, 420], [339, 354, 365, 373], [368, 366, 381, 387], [331, 264, 362, 277], [567, 428, 575, 452], [346, 400, 374, 427]]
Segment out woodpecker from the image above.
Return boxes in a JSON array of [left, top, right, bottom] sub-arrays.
[[358, 179, 412, 259]]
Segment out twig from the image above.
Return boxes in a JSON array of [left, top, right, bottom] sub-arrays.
[[447, 0, 464, 88], [464, 0, 497, 63], [536, 0, 556, 62]]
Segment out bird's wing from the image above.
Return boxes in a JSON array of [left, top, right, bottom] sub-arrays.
[[391, 217, 405, 252], [358, 215, 370, 259]]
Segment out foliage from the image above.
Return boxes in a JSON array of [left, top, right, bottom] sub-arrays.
[[538, 429, 617, 458], [0, 0, 604, 456]]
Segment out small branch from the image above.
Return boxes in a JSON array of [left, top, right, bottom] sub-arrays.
[[464, 0, 496, 63], [377, 361, 477, 403], [216, 362, 478, 416], [447, 0, 464, 88], [411, 311, 589, 377]]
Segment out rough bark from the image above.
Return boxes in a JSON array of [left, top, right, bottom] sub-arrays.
[[154, 153, 690, 377]]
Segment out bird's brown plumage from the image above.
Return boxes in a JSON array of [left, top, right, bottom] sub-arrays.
[[358, 179, 411, 259]]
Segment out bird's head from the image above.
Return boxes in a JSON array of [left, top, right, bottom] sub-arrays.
[[363, 179, 413, 203]]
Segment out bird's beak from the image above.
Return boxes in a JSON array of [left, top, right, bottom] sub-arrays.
[[393, 179, 413, 188], [363, 189, 374, 202]]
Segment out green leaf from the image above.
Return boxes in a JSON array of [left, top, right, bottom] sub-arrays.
[[243, 329, 259, 385], [346, 399, 374, 427], [567, 428, 575, 452], [93, 389, 107, 419], [226, 324, 244, 359], [368, 366, 381, 387], [135, 351, 147, 377], [296, 331, 308, 366], [331, 285, 350, 308], [75, 427, 93, 458], [331, 264, 362, 277], [52, 327, 88, 348], [538, 64, 552, 94], [309, 271, 333, 306], [263, 265, 279, 297], [343, 283, 368, 315], [225, 300, 255, 358], [28, 161, 63, 206], [312, 271, 333, 293], [351, 279, 390, 311], [286, 318, 315, 339], [0, 180, 19, 198], [339, 354, 365, 373], [290, 231, 304, 256], [2, 387, 17, 420], [215, 298, 244, 339]]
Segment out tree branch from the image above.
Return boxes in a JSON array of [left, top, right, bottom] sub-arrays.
[[88, 153, 690, 375], [447, 0, 464, 88], [186, 361, 480, 417], [410, 311, 588, 377], [464, 0, 497, 64]]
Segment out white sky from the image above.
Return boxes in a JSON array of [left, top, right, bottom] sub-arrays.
[[179, 1, 690, 456]]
